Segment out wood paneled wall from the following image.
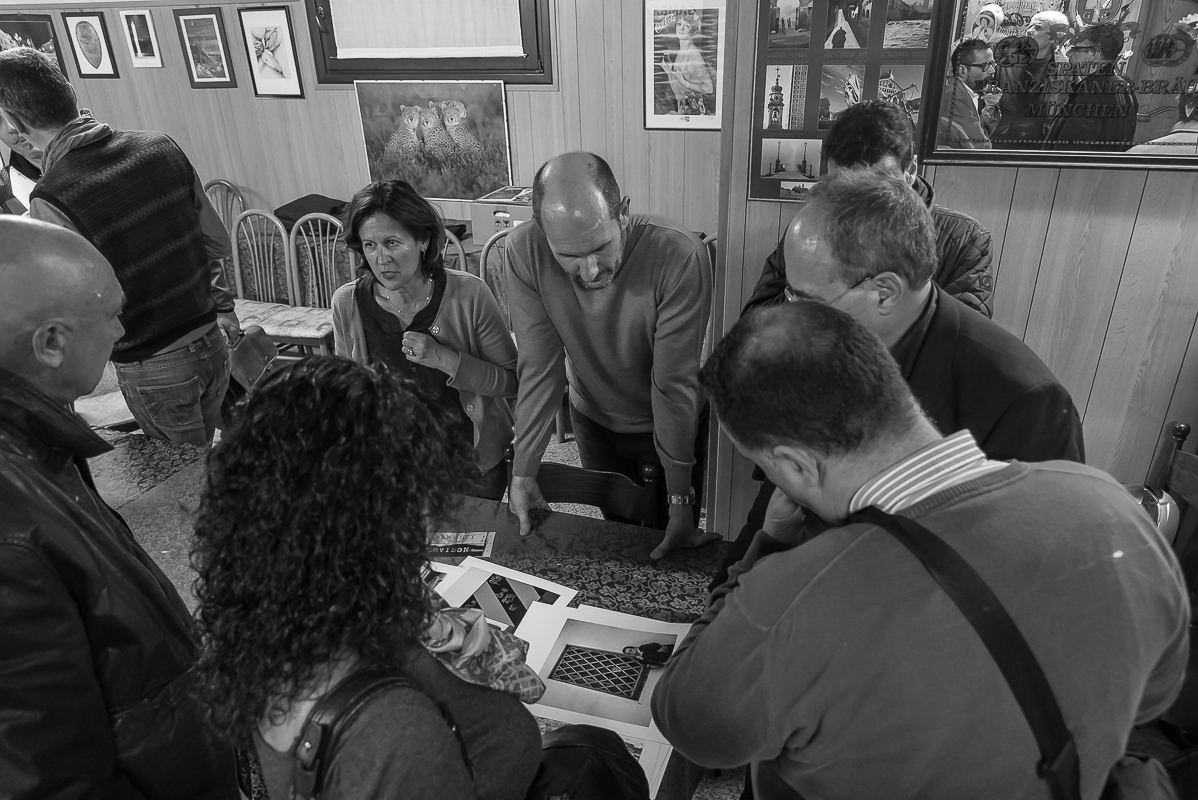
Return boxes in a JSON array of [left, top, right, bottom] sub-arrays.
[[711, 0, 1198, 537], [20, 0, 721, 232]]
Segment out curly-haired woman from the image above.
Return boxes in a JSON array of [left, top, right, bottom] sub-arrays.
[[191, 357, 541, 800], [332, 180, 517, 500]]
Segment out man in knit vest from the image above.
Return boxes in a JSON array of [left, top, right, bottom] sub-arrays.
[[505, 151, 717, 559], [653, 298, 1189, 800], [0, 47, 239, 446]]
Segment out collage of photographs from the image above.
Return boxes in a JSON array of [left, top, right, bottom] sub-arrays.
[[751, 0, 934, 200]]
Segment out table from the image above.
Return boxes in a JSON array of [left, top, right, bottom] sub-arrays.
[[440, 496, 730, 799], [441, 496, 729, 624]]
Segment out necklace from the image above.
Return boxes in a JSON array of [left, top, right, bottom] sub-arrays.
[[380, 277, 433, 319]]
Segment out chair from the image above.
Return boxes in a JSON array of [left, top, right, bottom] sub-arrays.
[[1140, 423, 1198, 759], [481, 228, 568, 443], [444, 228, 473, 276], [699, 233, 718, 360], [204, 179, 246, 290], [288, 212, 353, 307], [204, 179, 245, 232], [506, 448, 659, 528], [232, 210, 334, 355], [230, 209, 290, 326]]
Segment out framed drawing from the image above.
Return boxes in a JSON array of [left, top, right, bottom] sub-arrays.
[[354, 80, 513, 202], [237, 6, 304, 98], [921, 0, 1198, 167], [173, 8, 236, 89], [118, 10, 162, 69], [749, 0, 931, 201], [644, 0, 727, 129], [61, 13, 119, 79], [0, 13, 67, 74]]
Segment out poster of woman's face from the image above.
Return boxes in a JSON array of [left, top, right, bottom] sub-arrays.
[[644, 0, 727, 129]]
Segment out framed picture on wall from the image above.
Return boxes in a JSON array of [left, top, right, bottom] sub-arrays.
[[0, 13, 68, 74], [354, 80, 513, 202], [749, 0, 932, 201], [237, 6, 304, 98], [173, 7, 237, 89], [61, 13, 119, 79], [644, 0, 727, 129], [118, 10, 162, 69]]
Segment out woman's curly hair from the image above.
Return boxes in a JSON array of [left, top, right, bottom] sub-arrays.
[[190, 356, 475, 745]]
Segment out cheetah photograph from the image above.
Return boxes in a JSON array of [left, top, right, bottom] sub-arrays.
[[355, 79, 512, 201]]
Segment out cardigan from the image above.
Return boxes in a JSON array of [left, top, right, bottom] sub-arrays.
[[332, 270, 517, 473]]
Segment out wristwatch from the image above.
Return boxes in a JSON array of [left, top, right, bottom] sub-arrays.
[[668, 488, 696, 506]]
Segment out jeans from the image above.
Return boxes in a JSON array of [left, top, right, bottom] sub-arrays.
[[115, 326, 231, 447], [568, 405, 708, 529]]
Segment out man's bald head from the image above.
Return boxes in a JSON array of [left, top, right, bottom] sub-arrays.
[[0, 217, 124, 403], [530, 152, 632, 290], [531, 152, 623, 228]]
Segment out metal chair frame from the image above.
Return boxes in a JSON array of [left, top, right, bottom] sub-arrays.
[[505, 447, 660, 528], [288, 212, 348, 308], [203, 179, 246, 234], [232, 210, 291, 304], [443, 228, 472, 276]]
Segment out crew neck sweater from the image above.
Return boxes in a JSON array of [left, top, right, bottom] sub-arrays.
[[653, 460, 1189, 800], [505, 214, 711, 493]]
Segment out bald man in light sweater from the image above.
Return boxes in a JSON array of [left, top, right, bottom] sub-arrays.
[[505, 152, 717, 559]]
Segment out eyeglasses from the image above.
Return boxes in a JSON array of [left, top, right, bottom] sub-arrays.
[[784, 274, 872, 305], [965, 60, 997, 70], [1068, 45, 1099, 53]]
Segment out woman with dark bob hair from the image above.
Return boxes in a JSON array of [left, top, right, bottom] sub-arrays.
[[191, 357, 541, 799], [333, 179, 517, 500]]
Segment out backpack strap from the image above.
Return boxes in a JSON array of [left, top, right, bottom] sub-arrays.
[[850, 506, 1081, 800], [290, 668, 473, 800]]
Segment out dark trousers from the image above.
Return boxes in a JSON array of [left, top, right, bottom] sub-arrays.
[[464, 458, 508, 502], [568, 405, 708, 529], [709, 476, 775, 592]]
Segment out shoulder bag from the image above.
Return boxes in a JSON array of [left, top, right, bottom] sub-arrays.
[[851, 506, 1178, 800], [291, 669, 471, 800]]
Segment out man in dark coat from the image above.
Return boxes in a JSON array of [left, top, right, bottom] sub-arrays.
[[991, 10, 1072, 147], [711, 172, 1084, 592], [1045, 24, 1139, 151], [0, 217, 237, 798], [746, 100, 994, 318]]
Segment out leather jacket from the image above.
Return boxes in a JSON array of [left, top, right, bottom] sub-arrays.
[[0, 368, 236, 799], [743, 175, 995, 318]]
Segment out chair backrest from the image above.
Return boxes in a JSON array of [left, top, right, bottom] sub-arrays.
[[204, 179, 246, 234], [479, 229, 511, 327], [289, 212, 353, 308], [1155, 423, 1198, 589], [535, 461, 659, 528], [232, 210, 292, 304], [699, 233, 718, 360], [443, 228, 472, 276]]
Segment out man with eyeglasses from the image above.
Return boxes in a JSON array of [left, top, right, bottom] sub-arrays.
[[939, 37, 1001, 149], [710, 172, 1083, 593], [1045, 24, 1139, 151], [745, 101, 993, 319]]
